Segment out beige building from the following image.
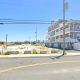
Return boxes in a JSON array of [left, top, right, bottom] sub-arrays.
[[46, 19, 80, 50]]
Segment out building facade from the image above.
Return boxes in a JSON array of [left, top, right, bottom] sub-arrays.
[[46, 20, 80, 49]]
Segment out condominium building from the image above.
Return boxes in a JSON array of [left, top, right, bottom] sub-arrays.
[[46, 19, 80, 50]]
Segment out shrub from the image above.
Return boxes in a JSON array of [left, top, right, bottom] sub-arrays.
[[40, 51, 47, 54], [32, 49, 38, 54], [4, 52, 11, 55], [24, 51, 31, 54], [51, 49, 58, 53], [4, 51, 19, 55], [0, 52, 1, 55]]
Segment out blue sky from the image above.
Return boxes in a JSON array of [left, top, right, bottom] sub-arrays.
[[0, 0, 80, 42]]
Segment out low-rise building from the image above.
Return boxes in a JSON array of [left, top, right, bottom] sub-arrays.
[[46, 19, 80, 50]]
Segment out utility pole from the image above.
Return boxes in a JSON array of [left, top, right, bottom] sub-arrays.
[[35, 26, 37, 45], [29, 36, 31, 44], [6, 34, 8, 49], [63, 0, 68, 55], [63, 0, 66, 55]]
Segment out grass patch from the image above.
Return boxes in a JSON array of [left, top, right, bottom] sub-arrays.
[[4, 51, 19, 55], [40, 50, 47, 54], [0, 52, 1, 55], [51, 48, 63, 54], [32, 49, 38, 54], [4, 51, 11, 55], [51, 49, 58, 53], [24, 51, 31, 54]]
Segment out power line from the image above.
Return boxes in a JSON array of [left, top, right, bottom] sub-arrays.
[[0, 19, 52, 22], [0, 22, 51, 24], [35, 26, 37, 45], [0, 19, 52, 24], [6, 34, 8, 49]]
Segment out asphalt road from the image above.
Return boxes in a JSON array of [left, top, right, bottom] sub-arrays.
[[0, 56, 80, 80]]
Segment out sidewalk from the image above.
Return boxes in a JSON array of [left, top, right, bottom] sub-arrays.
[[66, 50, 80, 56], [66, 53, 80, 56]]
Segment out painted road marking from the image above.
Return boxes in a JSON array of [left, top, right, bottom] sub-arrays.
[[0, 60, 80, 73]]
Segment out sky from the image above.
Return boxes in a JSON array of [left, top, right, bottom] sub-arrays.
[[0, 0, 80, 42]]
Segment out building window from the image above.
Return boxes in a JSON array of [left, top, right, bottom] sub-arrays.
[[48, 38, 50, 40], [77, 25, 80, 30], [60, 35, 63, 38], [70, 24, 74, 31], [56, 36, 59, 39], [65, 33, 69, 37], [70, 27, 73, 31], [56, 29, 59, 32], [51, 37, 55, 42], [60, 27, 63, 30], [65, 25, 69, 29], [74, 25, 80, 31], [70, 32, 74, 38], [50, 31, 55, 36]]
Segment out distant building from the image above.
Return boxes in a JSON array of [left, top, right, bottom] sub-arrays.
[[46, 19, 80, 50]]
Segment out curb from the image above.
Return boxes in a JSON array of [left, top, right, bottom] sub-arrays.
[[0, 53, 80, 58], [0, 54, 61, 58]]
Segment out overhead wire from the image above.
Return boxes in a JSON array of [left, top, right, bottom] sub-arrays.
[[0, 19, 53, 24]]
